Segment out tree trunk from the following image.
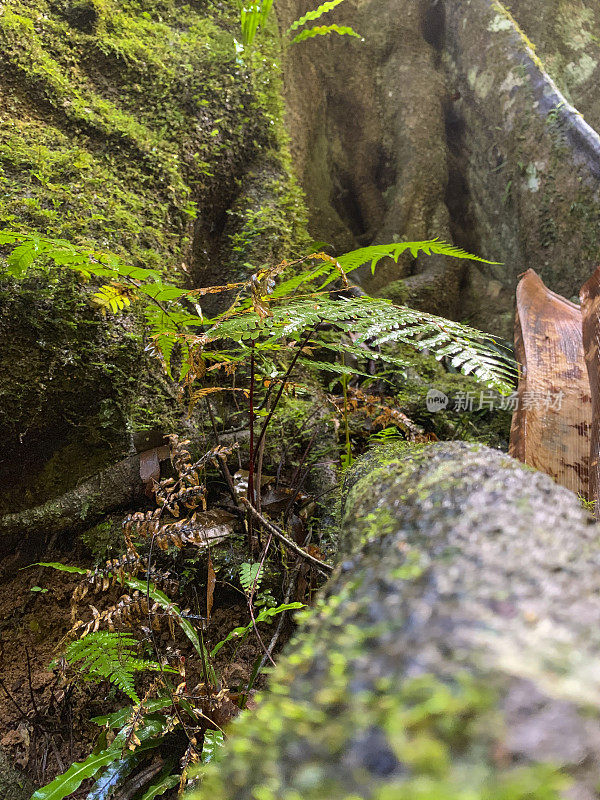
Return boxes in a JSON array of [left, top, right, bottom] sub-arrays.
[[280, 0, 600, 335], [445, 0, 600, 336], [192, 441, 600, 799]]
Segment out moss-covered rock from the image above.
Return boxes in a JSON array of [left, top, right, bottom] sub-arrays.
[[0, 0, 307, 508], [190, 442, 600, 798]]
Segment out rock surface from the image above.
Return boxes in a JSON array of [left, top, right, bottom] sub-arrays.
[[280, 0, 600, 335], [192, 441, 600, 799]]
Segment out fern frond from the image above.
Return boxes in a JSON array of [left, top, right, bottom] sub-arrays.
[[334, 239, 501, 281], [65, 631, 167, 702], [291, 23, 361, 43], [205, 295, 516, 391], [271, 240, 499, 297], [240, 562, 263, 594], [0, 230, 162, 282], [91, 283, 134, 315], [288, 0, 345, 31]]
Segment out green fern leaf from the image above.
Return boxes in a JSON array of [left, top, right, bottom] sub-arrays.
[[139, 774, 180, 800], [298, 357, 372, 378], [240, 562, 263, 594], [334, 240, 501, 281], [291, 23, 361, 43], [65, 631, 167, 703], [288, 0, 346, 32], [91, 284, 133, 315], [30, 717, 165, 800], [7, 239, 39, 277], [0, 231, 22, 245]]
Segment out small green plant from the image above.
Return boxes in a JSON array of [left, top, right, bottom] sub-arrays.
[[240, 0, 361, 48], [1, 229, 515, 547], [239, 561, 264, 594], [210, 602, 304, 658], [33, 559, 299, 800], [0, 230, 514, 396], [368, 425, 405, 444], [579, 494, 596, 513], [63, 631, 175, 703]]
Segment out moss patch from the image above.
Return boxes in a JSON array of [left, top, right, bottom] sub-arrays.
[[0, 0, 308, 505]]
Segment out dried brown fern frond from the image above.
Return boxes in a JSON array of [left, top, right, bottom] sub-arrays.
[[328, 386, 424, 440], [70, 559, 180, 623], [69, 589, 198, 639], [69, 592, 156, 637]]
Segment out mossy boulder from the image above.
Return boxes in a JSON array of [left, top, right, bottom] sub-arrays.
[[191, 442, 600, 798], [0, 0, 307, 509]]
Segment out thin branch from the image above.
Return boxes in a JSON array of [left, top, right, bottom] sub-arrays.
[[254, 325, 317, 456], [240, 498, 333, 575]]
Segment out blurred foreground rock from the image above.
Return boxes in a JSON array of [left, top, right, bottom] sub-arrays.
[[192, 441, 600, 799]]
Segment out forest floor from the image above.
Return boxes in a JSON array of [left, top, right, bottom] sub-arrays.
[[0, 537, 284, 797]]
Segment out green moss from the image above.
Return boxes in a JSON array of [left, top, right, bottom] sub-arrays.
[[81, 515, 125, 561], [192, 628, 565, 798], [0, 0, 307, 282], [0, 0, 309, 504], [491, 1, 546, 72]]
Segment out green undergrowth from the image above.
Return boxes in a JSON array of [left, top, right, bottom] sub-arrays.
[[0, 0, 308, 506], [388, 346, 513, 448], [0, 0, 305, 264]]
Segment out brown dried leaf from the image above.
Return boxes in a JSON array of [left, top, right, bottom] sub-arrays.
[[509, 269, 591, 497]]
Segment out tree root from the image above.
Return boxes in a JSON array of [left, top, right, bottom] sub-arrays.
[[0, 452, 156, 552]]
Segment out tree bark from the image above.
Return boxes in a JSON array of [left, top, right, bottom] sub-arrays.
[[445, 0, 600, 336], [192, 441, 600, 799], [280, 0, 600, 335], [0, 453, 147, 552]]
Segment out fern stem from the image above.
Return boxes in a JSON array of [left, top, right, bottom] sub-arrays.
[[254, 325, 317, 456], [341, 368, 352, 468], [247, 341, 256, 553], [240, 497, 333, 575]]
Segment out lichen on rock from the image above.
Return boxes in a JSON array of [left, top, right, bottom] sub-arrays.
[[190, 442, 600, 798]]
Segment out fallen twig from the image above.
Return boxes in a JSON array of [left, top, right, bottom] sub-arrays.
[[240, 498, 333, 575]]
